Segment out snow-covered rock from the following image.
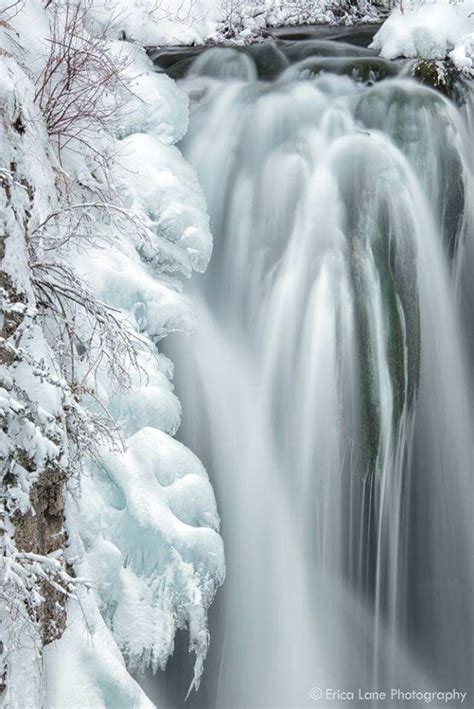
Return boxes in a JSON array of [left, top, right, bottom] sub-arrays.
[[371, 1, 474, 76]]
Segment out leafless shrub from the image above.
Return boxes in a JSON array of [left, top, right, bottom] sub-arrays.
[[149, 0, 200, 27], [1, 0, 26, 23], [34, 0, 131, 163], [219, 0, 247, 37], [32, 260, 141, 383], [30, 201, 154, 252], [28, 202, 152, 447], [28, 2, 151, 450]]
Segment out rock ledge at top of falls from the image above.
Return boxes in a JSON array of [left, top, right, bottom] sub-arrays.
[[149, 38, 471, 105]]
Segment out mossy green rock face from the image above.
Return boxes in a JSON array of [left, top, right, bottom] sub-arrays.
[[332, 141, 421, 478], [412, 59, 464, 101], [356, 82, 467, 260]]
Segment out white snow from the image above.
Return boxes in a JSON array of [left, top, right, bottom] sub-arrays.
[[45, 596, 154, 709], [115, 133, 213, 274], [109, 41, 190, 143], [48, 29, 222, 709], [88, 0, 220, 45], [371, 1, 474, 76], [89, 0, 391, 47]]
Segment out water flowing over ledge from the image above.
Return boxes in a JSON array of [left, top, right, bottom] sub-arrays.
[[146, 30, 474, 709]]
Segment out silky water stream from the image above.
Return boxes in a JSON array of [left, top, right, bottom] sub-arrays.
[[147, 30, 474, 709]]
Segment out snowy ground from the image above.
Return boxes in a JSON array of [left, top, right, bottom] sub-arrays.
[[122, 1, 390, 45]]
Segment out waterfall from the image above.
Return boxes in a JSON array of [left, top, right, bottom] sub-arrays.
[[152, 38, 474, 709]]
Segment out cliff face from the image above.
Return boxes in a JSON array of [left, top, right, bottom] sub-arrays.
[[0, 54, 72, 703], [12, 469, 68, 644], [1, 3, 224, 706]]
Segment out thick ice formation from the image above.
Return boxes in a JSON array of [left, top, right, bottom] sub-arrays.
[[45, 596, 154, 709], [1, 1, 224, 707], [43, 27, 223, 709]]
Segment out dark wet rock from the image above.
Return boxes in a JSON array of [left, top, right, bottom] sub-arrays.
[[13, 465, 69, 644], [148, 47, 202, 79], [189, 47, 257, 81], [247, 42, 289, 79]]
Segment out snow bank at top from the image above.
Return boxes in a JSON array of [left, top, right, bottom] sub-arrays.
[[89, 1, 390, 47], [88, 0, 220, 45], [371, 1, 474, 76]]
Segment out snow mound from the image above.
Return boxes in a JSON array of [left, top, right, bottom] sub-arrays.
[[371, 1, 474, 76], [45, 597, 154, 709], [110, 42, 190, 144], [88, 0, 218, 46], [72, 427, 224, 694], [115, 133, 212, 276]]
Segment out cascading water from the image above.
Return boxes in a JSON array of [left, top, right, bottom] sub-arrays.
[[148, 33, 474, 709]]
